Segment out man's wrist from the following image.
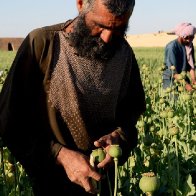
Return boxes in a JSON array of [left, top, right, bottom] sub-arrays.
[[114, 127, 127, 143], [56, 146, 73, 166], [51, 142, 64, 159]]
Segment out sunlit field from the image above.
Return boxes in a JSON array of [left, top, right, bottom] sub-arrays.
[[0, 48, 195, 196]]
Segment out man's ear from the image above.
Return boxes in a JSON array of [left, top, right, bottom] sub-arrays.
[[76, 0, 84, 12]]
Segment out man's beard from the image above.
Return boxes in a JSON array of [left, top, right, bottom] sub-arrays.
[[67, 15, 126, 61]]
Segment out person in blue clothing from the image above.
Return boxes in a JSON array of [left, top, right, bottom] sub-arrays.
[[163, 22, 196, 91]]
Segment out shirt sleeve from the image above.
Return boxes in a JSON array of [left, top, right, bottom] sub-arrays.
[[0, 29, 62, 171], [165, 45, 178, 74]]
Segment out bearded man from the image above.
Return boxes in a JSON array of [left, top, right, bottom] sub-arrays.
[[0, 0, 145, 195]]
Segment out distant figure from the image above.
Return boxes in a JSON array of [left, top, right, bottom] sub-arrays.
[[8, 42, 14, 51], [163, 22, 196, 91]]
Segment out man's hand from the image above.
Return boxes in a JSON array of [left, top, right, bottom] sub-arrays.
[[94, 131, 120, 168], [56, 147, 101, 194], [185, 83, 194, 91], [192, 81, 196, 85], [192, 80, 196, 89]]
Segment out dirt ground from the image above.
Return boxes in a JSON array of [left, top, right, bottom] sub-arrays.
[[126, 32, 196, 47]]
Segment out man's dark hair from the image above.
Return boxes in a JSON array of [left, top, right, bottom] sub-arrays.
[[103, 0, 135, 16], [84, 0, 135, 16]]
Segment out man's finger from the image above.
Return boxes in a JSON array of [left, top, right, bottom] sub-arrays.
[[82, 177, 98, 194], [94, 137, 112, 147], [97, 154, 113, 168], [94, 140, 102, 147], [88, 170, 102, 181]]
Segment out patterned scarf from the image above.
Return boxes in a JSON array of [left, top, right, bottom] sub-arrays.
[[185, 45, 194, 69], [48, 31, 130, 150]]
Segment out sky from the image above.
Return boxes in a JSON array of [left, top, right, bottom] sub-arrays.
[[1, 0, 196, 37]]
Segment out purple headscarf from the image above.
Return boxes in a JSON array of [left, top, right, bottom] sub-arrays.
[[173, 22, 196, 38]]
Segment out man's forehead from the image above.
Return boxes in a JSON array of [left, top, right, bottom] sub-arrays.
[[90, 12, 130, 29]]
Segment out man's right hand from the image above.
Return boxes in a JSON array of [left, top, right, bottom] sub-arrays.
[[56, 147, 101, 194], [185, 83, 194, 91]]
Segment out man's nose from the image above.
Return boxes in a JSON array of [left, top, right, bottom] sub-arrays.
[[100, 29, 113, 43]]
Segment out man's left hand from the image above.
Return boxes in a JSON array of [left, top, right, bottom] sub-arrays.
[[94, 131, 120, 168]]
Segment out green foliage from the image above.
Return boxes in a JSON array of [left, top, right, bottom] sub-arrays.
[[117, 48, 196, 195], [0, 148, 33, 196], [0, 50, 16, 70]]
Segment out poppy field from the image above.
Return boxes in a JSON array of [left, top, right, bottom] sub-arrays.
[[0, 48, 195, 196]]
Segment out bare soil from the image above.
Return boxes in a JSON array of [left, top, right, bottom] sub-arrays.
[[126, 32, 196, 47]]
